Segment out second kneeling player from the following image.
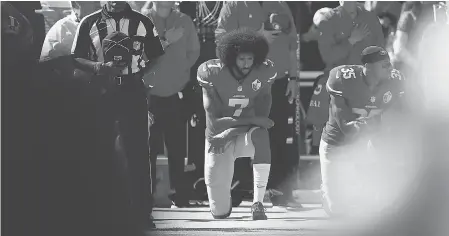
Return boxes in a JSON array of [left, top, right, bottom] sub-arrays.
[[320, 46, 406, 217]]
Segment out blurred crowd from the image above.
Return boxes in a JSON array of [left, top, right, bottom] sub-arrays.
[[2, 1, 449, 236]]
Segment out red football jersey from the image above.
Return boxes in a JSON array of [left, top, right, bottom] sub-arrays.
[[197, 59, 277, 132], [322, 65, 405, 145]]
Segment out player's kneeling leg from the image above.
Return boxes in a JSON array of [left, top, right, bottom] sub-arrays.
[[204, 141, 234, 219]]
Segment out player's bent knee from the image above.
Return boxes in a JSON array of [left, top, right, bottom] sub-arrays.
[[212, 208, 232, 219], [250, 128, 271, 164], [210, 197, 232, 219]]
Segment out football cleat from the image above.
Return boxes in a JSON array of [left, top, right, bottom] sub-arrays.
[[251, 202, 268, 220]]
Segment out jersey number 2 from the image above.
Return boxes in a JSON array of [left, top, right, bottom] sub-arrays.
[[229, 98, 249, 117]]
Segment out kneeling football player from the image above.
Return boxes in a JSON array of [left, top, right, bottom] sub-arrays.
[[197, 28, 278, 220], [320, 46, 406, 217]]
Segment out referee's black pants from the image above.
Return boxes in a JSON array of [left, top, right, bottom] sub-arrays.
[[149, 92, 188, 205], [89, 76, 151, 235], [267, 77, 300, 204]]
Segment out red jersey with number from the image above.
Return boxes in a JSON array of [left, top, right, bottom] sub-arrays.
[[197, 59, 277, 135], [322, 65, 405, 146]]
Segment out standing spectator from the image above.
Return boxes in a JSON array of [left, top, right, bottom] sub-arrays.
[[304, 7, 334, 155], [378, 12, 398, 48], [364, 1, 403, 58], [143, 1, 200, 208], [317, 1, 385, 72], [294, 1, 339, 71], [181, 1, 224, 192], [71, 1, 164, 233], [40, 1, 66, 33], [40, 1, 84, 60], [392, 2, 435, 79], [215, 1, 302, 208]]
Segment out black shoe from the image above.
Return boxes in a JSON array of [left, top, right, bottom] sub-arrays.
[[251, 202, 268, 220]]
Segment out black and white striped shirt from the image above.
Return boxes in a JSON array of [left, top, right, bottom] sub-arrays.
[[71, 3, 163, 75]]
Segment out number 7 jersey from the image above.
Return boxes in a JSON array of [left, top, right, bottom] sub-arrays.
[[197, 59, 277, 119]]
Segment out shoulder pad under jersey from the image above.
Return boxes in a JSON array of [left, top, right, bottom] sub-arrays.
[[197, 59, 224, 88]]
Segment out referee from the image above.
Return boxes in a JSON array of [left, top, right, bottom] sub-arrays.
[[71, 1, 163, 234]]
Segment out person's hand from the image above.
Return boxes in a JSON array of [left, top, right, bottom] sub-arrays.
[[208, 133, 229, 154], [259, 23, 281, 44], [251, 117, 275, 129], [348, 24, 370, 45], [165, 27, 184, 44], [96, 61, 126, 76], [286, 80, 299, 104]]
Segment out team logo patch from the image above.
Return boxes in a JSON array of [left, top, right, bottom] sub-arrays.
[[113, 56, 123, 61], [314, 84, 322, 95], [380, 50, 387, 56], [133, 41, 141, 51], [383, 91, 392, 103], [252, 79, 261, 91], [370, 96, 376, 103]]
